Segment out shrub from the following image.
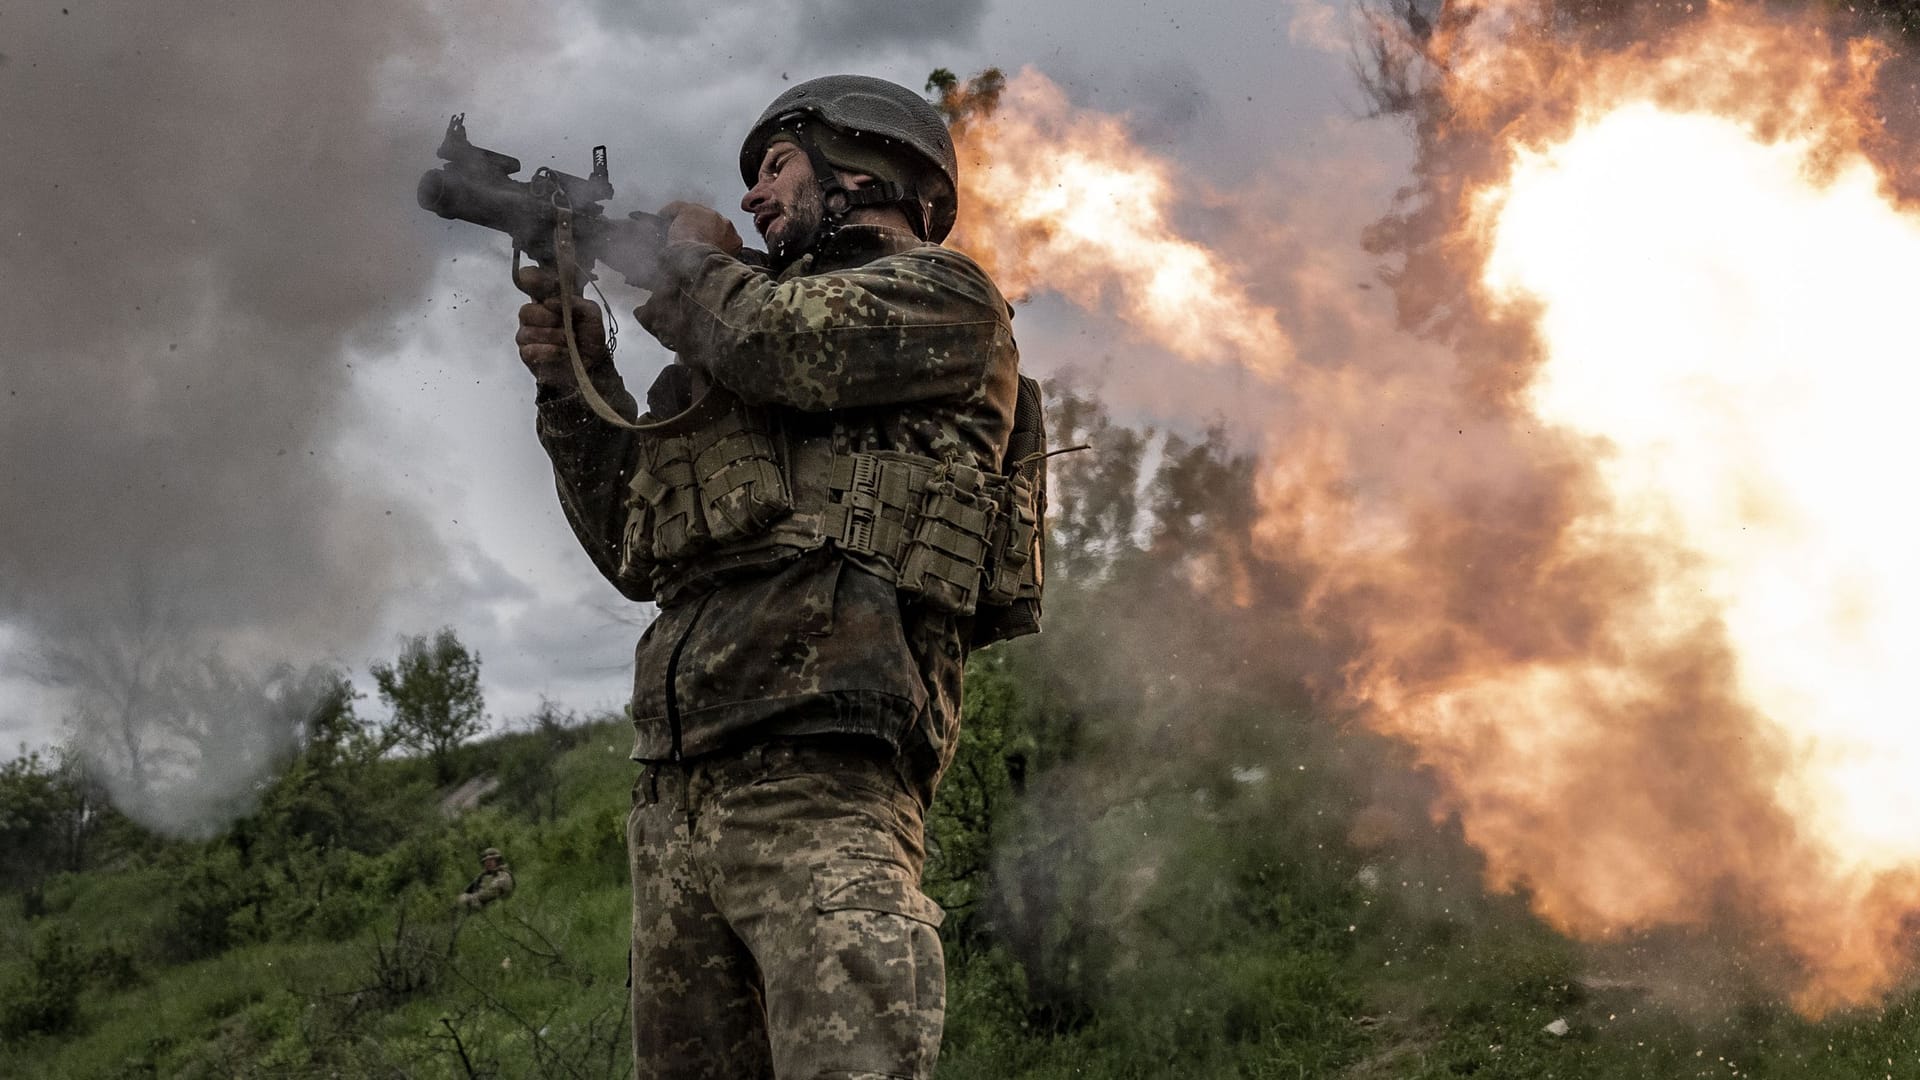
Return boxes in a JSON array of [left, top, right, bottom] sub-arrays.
[[361, 906, 450, 1007], [1, 922, 85, 1039], [551, 803, 627, 881], [159, 847, 255, 962]]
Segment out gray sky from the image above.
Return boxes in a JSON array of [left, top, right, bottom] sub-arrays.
[[0, 0, 1409, 757]]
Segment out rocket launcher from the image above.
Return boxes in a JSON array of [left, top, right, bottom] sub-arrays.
[[416, 114, 669, 290]]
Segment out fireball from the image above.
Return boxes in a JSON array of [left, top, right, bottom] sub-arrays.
[[943, 4, 1920, 1012], [946, 70, 1294, 374]]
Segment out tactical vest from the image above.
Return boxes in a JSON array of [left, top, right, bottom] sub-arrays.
[[617, 377, 1048, 648]]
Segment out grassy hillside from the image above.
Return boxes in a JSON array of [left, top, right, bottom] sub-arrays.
[[5, 686, 1917, 1078], [6, 395, 1917, 1076]]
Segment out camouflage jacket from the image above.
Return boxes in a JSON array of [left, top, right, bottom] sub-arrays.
[[535, 225, 1019, 796], [461, 866, 515, 907]]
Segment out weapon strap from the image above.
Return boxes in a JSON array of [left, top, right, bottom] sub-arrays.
[[551, 209, 732, 436]]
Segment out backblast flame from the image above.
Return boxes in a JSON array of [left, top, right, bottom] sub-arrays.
[[944, 1, 1920, 1015], [1456, 15, 1920, 1012], [1275, 2, 1920, 1014], [946, 69, 1295, 374]]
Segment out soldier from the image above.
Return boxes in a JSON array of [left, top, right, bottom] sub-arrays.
[[513, 76, 1027, 1079], [457, 846, 515, 910]]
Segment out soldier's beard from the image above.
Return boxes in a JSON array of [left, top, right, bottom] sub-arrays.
[[763, 182, 827, 266]]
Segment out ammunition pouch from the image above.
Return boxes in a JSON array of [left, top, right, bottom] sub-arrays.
[[972, 375, 1047, 645], [693, 402, 792, 544], [982, 467, 1040, 607], [821, 453, 999, 616], [621, 378, 1048, 645], [617, 397, 792, 577]]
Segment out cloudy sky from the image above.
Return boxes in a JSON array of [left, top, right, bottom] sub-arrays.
[[0, 0, 1410, 754]]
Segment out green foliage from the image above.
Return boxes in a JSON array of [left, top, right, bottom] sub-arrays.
[[135, 674, 440, 964], [2, 922, 85, 1039], [926, 649, 1034, 960], [549, 800, 629, 883], [11, 386, 1920, 1075], [358, 904, 453, 1007], [927, 66, 1005, 129], [0, 747, 146, 909], [0, 750, 86, 897], [371, 627, 486, 785], [158, 846, 252, 962], [478, 699, 589, 823]]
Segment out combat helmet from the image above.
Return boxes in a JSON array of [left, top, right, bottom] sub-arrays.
[[739, 75, 959, 244], [480, 847, 503, 862]]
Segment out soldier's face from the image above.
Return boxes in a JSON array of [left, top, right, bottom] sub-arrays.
[[742, 144, 823, 255]]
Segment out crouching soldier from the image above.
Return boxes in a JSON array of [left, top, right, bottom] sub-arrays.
[[457, 846, 515, 910]]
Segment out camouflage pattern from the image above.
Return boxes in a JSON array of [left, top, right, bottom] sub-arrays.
[[626, 739, 943, 1079], [536, 224, 1019, 793], [458, 863, 515, 909], [535, 220, 1016, 1078]]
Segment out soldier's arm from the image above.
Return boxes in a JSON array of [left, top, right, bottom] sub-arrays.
[[516, 263, 655, 602], [473, 871, 515, 903], [536, 388, 654, 603], [651, 243, 1010, 411]]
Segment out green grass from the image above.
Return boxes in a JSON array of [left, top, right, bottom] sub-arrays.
[[7, 717, 1920, 1079]]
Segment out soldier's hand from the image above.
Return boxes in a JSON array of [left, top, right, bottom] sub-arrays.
[[637, 291, 694, 357], [514, 265, 612, 390], [661, 201, 743, 255]]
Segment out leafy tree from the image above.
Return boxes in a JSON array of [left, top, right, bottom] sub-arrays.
[[922, 374, 1366, 1041], [0, 749, 85, 897], [926, 651, 1035, 964], [243, 669, 395, 855], [371, 628, 485, 785], [926, 66, 1003, 127], [292, 668, 376, 773]]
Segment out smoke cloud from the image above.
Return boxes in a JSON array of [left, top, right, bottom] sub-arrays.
[[0, 2, 551, 830]]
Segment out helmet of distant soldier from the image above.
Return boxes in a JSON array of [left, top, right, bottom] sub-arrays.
[[480, 847, 503, 863], [739, 75, 960, 243]]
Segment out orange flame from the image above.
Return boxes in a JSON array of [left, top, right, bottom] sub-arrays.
[[1272, 3, 1920, 1014], [946, 69, 1294, 374], [940, 2, 1920, 1015], [1459, 10, 1920, 1012]]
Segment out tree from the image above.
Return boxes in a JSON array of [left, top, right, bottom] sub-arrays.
[[37, 589, 185, 807], [244, 670, 391, 854], [371, 628, 485, 785], [0, 749, 90, 898], [38, 587, 341, 835]]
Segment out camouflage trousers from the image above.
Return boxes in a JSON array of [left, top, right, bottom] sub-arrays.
[[627, 738, 946, 1079]]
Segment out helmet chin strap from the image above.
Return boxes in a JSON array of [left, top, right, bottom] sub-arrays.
[[770, 113, 911, 264]]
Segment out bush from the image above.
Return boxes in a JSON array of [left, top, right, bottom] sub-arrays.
[[80, 940, 141, 990], [1, 922, 85, 1039], [159, 847, 254, 962], [306, 876, 377, 942], [360, 906, 451, 1007], [551, 802, 627, 881]]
